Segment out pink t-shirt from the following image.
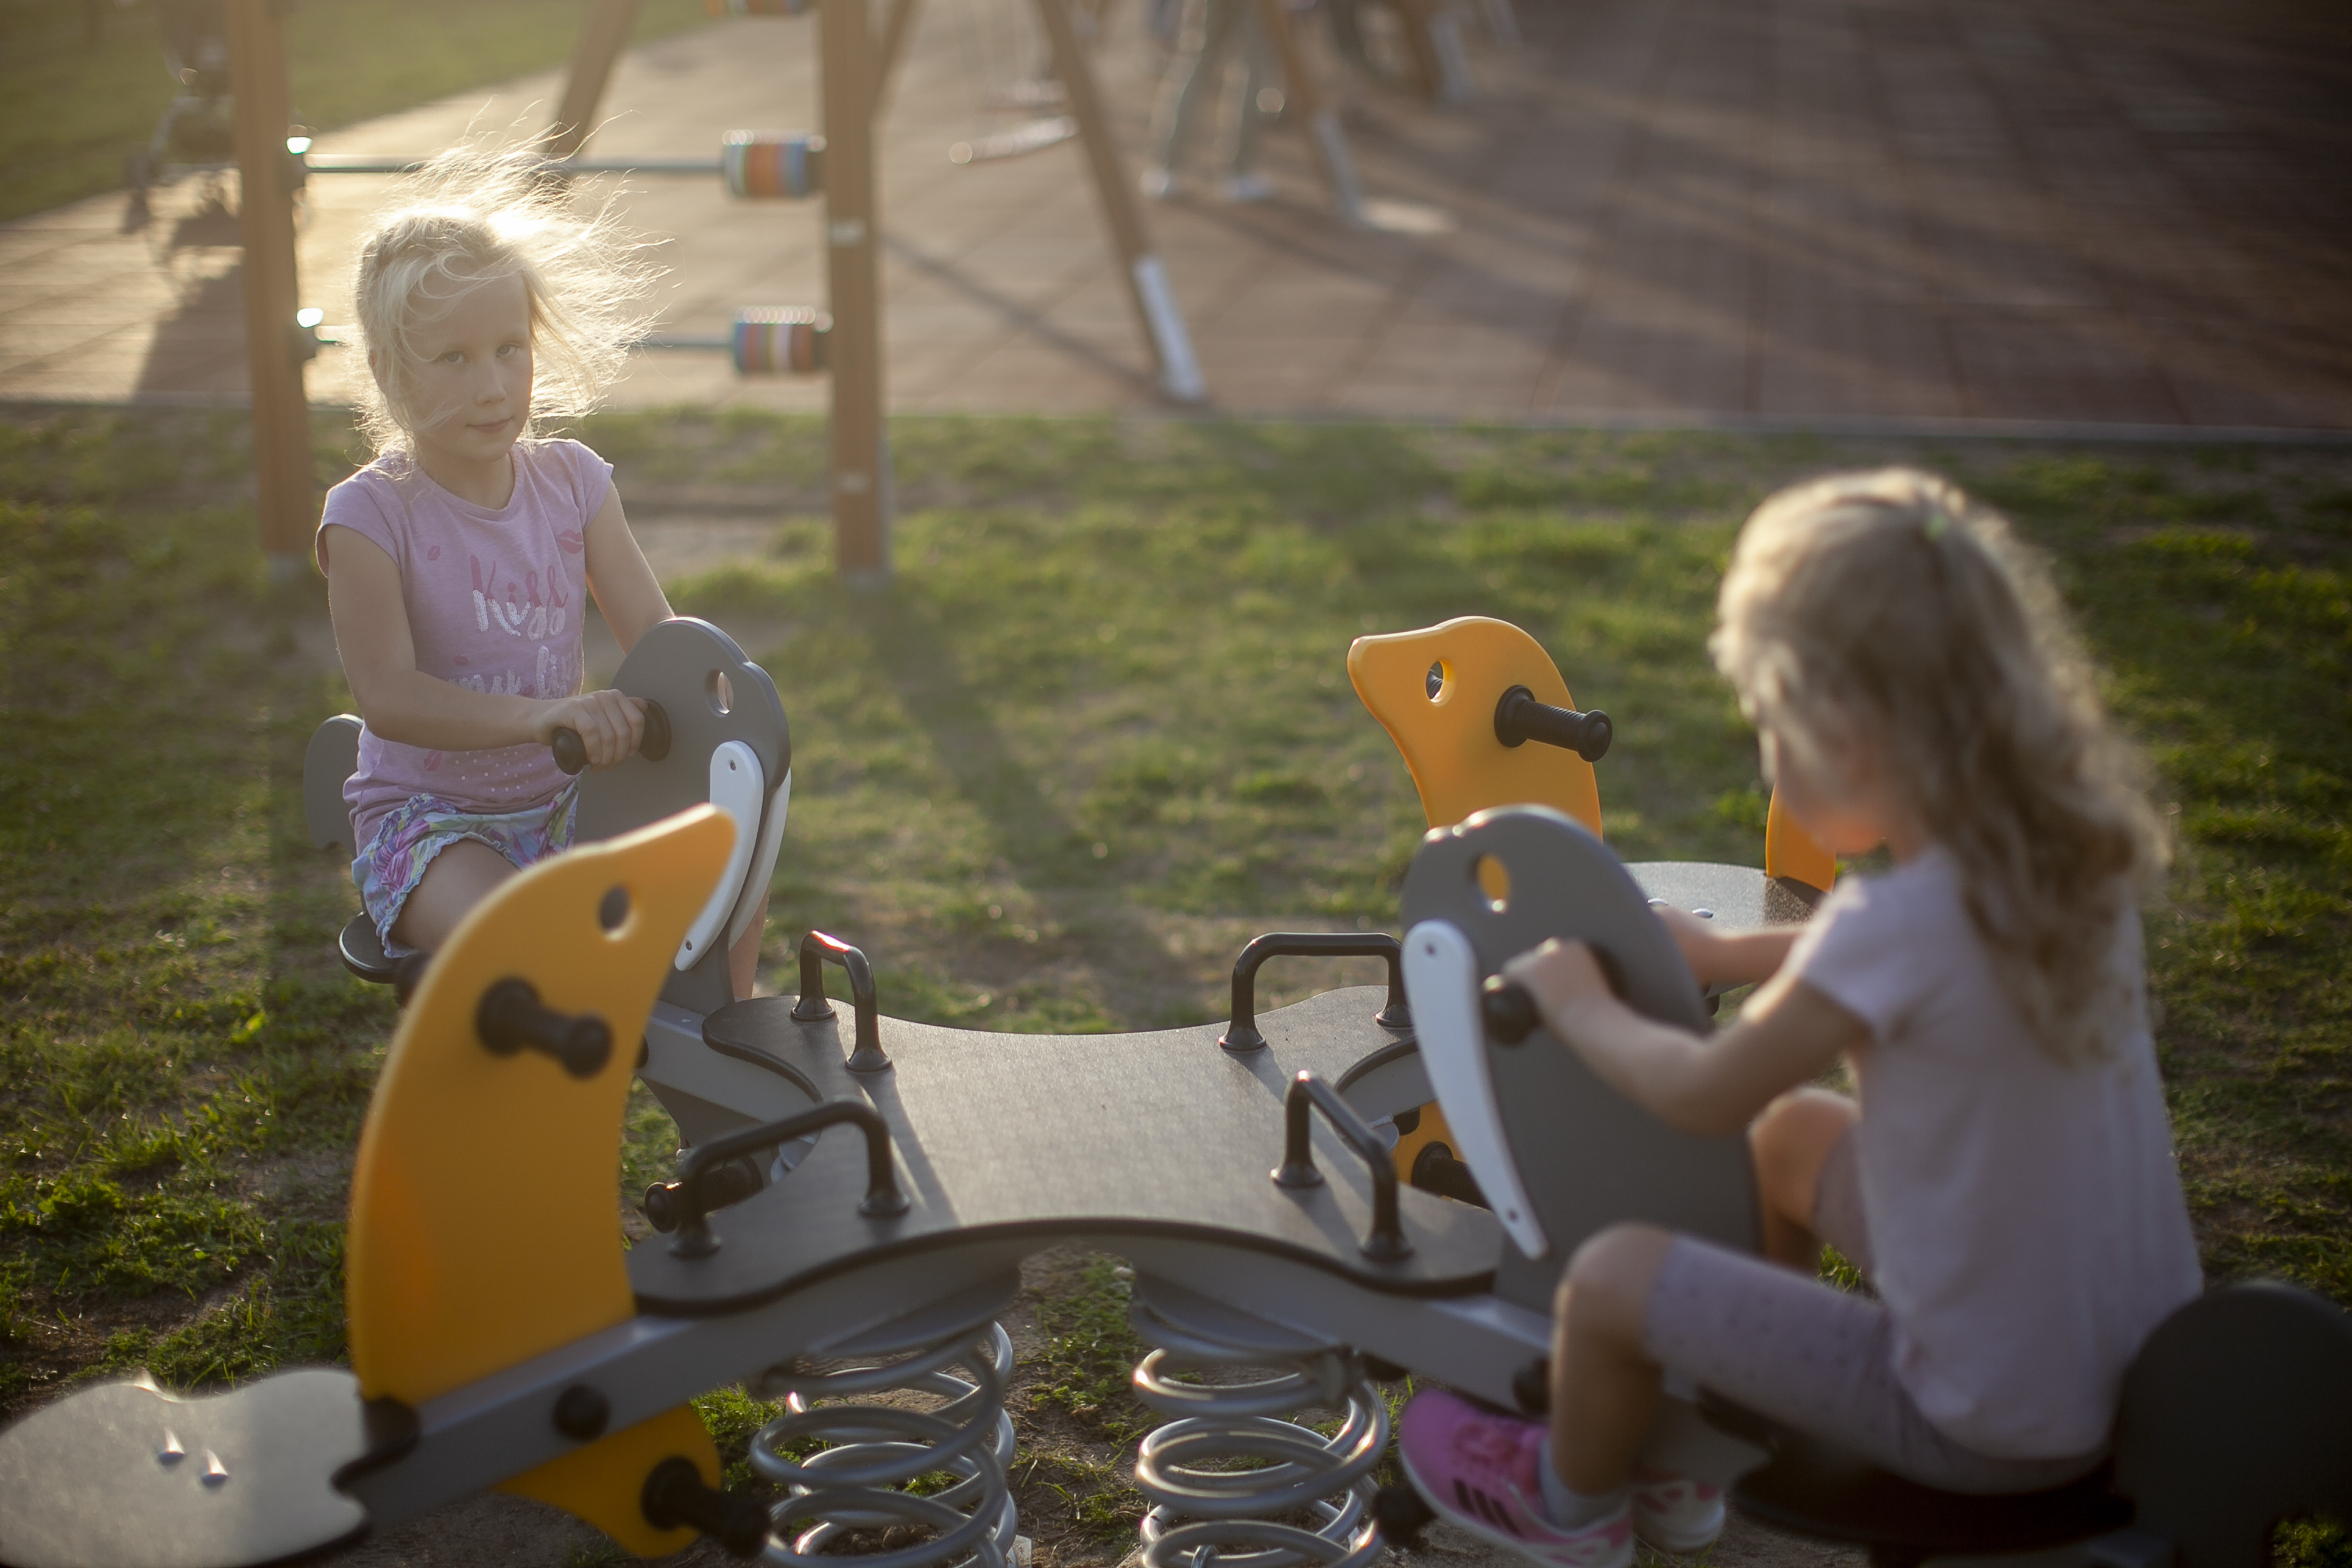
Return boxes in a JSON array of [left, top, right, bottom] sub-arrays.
[[1787, 846, 2203, 1459], [316, 439, 614, 848]]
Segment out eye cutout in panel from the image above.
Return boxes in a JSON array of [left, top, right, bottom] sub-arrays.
[[1473, 853, 1510, 913], [1426, 660, 1449, 702], [707, 668, 735, 717], [598, 885, 630, 934]]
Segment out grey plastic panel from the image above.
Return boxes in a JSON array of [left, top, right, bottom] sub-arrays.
[[0, 1368, 374, 1568], [627, 987, 1497, 1314], [1626, 861, 1823, 930], [573, 618, 790, 1013], [303, 715, 363, 853], [1399, 807, 1760, 1313]]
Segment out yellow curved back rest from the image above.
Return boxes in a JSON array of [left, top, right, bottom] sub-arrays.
[[1765, 788, 1838, 892], [1347, 617, 1603, 837], [347, 805, 737, 1557]]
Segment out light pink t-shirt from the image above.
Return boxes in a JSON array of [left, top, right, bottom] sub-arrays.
[[1787, 847, 2202, 1459], [317, 439, 614, 848]]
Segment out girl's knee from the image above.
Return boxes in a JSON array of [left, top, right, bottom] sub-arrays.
[[1558, 1223, 1675, 1335]]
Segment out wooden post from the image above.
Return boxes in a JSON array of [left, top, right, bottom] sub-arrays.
[[546, 0, 648, 158], [872, 0, 925, 115], [822, 0, 891, 579], [224, 0, 314, 567], [1251, 0, 1366, 225], [1033, 0, 1204, 402]]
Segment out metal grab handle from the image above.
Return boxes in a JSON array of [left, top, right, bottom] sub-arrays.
[[1271, 1070, 1411, 1261], [789, 930, 889, 1073], [1493, 685, 1612, 762], [647, 1100, 908, 1258], [1219, 932, 1410, 1053], [476, 978, 612, 1079], [551, 698, 673, 775]]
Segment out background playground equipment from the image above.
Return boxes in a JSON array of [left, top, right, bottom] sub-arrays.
[[4, 790, 2346, 1567], [214, 0, 1204, 581]]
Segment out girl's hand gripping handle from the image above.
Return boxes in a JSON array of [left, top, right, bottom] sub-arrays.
[[545, 691, 669, 775]]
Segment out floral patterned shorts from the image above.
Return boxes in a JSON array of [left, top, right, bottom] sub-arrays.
[[354, 782, 579, 956]]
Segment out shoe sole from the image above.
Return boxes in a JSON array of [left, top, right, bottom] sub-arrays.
[[1396, 1448, 1635, 1568], [1631, 1509, 1725, 1557]]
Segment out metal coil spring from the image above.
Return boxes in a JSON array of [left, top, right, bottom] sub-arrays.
[[1128, 1299, 1386, 1568], [749, 1315, 1019, 1568]]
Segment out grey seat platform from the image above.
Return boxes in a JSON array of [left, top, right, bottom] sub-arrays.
[[629, 987, 1501, 1315], [1626, 861, 1823, 930], [0, 1368, 398, 1568]]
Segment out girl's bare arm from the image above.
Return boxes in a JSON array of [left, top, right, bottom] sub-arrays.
[[323, 524, 643, 767], [1501, 938, 1865, 1137], [1653, 903, 1804, 989], [581, 484, 673, 653]]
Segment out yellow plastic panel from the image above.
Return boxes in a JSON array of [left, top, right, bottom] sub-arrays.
[[1764, 788, 1838, 892], [1347, 618, 1602, 835], [346, 805, 735, 1556], [1390, 1100, 1459, 1187], [500, 1407, 719, 1558]]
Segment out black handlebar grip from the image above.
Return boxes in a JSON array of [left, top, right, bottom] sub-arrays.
[[1481, 977, 1541, 1044], [477, 977, 613, 1078], [641, 1457, 768, 1558], [551, 699, 673, 775], [1494, 686, 1612, 763]]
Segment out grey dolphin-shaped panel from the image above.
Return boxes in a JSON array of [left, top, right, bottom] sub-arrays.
[[1399, 805, 1759, 1314], [576, 617, 791, 1012]]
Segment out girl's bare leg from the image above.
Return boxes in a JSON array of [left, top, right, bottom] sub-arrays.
[[1750, 1088, 1859, 1268], [727, 918, 763, 1000], [389, 839, 517, 953], [1548, 1223, 1676, 1494]]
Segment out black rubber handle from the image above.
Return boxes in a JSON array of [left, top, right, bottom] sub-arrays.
[[1494, 685, 1612, 762], [789, 930, 888, 1073], [1220, 932, 1409, 1053], [1481, 977, 1541, 1044], [641, 1456, 768, 1558], [1271, 1070, 1411, 1260], [1410, 1142, 1489, 1207], [476, 978, 612, 1078], [647, 1100, 907, 1258], [552, 698, 673, 775]]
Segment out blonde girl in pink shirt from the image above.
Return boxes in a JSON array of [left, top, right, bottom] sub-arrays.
[[1399, 470, 2201, 1566], [318, 152, 764, 998]]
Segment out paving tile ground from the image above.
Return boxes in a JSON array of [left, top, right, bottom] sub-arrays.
[[1, 0, 2347, 430]]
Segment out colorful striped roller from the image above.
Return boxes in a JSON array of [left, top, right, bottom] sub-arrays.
[[731, 308, 832, 375], [722, 132, 824, 199], [706, 0, 810, 15]]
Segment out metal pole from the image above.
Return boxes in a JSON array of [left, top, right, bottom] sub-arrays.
[[1033, 0, 1204, 403], [822, 0, 892, 579], [546, 0, 649, 158], [1251, 0, 1366, 226], [224, 0, 313, 570]]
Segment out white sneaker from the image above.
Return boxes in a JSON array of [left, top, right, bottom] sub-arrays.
[[1629, 1466, 1725, 1555], [1139, 165, 1177, 199], [1218, 171, 1276, 203]]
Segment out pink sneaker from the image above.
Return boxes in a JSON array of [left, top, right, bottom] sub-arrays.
[[1397, 1390, 1634, 1568], [1630, 1466, 1725, 1555]]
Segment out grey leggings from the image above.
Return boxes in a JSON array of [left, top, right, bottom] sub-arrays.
[[1640, 1133, 2107, 1495]]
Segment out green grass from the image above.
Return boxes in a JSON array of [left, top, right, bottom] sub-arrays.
[[0, 0, 716, 225], [0, 406, 2347, 1559]]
